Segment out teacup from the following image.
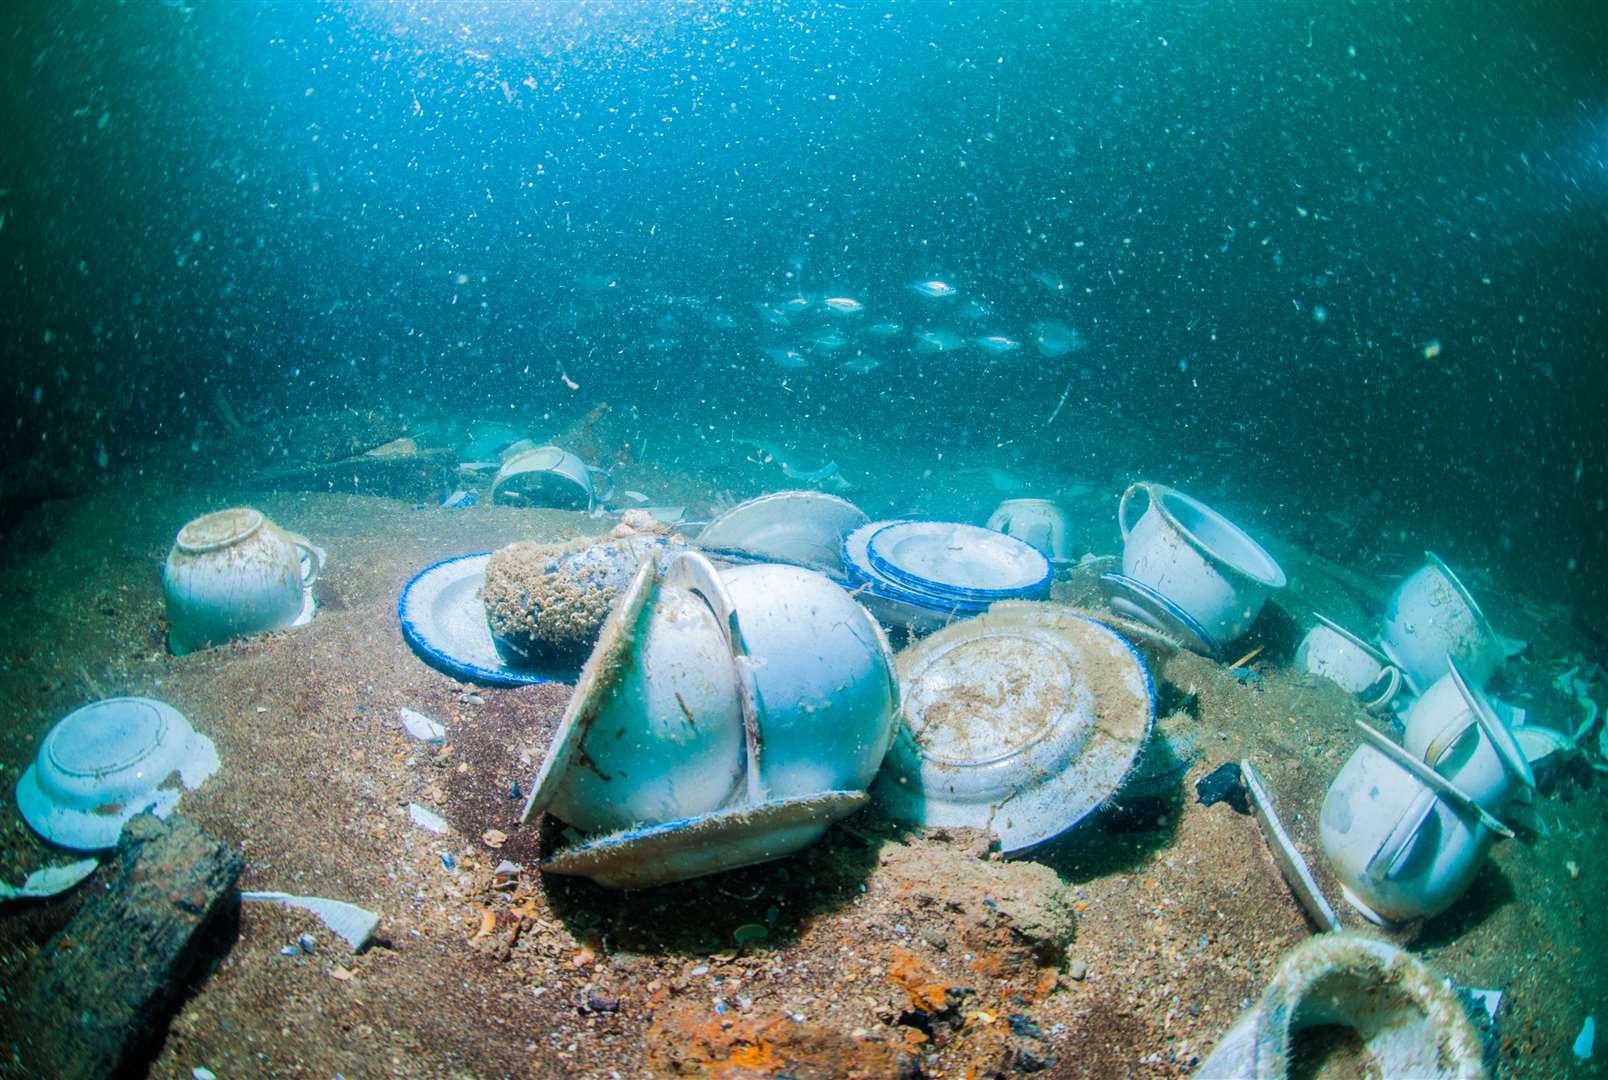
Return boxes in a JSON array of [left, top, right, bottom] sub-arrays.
[[1380, 552, 1505, 695], [1319, 741, 1495, 925], [1403, 658, 1535, 812], [1295, 613, 1403, 712], [1117, 482, 1287, 646], [163, 508, 324, 656], [491, 445, 613, 511], [985, 498, 1077, 565]]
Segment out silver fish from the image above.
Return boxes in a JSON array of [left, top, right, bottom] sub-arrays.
[[910, 280, 958, 299]]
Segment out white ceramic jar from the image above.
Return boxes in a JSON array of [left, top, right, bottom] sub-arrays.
[[1379, 552, 1505, 695], [163, 508, 324, 656], [1319, 742, 1495, 925], [1294, 613, 1403, 712], [985, 498, 1077, 565], [1403, 661, 1535, 812]]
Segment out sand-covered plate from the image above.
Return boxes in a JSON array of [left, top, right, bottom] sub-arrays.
[[398, 553, 562, 687], [873, 609, 1153, 851]]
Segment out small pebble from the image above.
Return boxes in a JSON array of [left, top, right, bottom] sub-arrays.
[[583, 988, 620, 1013], [440, 853, 456, 871], [279, 944, 300, 957], [508, 780, 523, 800], [298, 933, 316, 955], [1068, 959, 1088, 981], [192, 1069, 217, 1080], [1568, 860, 1580, 879]]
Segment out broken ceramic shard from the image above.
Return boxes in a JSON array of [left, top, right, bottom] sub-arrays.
[[0, 859, 99, 903], [241, 891, 380, 952]]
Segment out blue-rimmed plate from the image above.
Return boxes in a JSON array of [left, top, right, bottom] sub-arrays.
[[398, 554, 566, 687], [541, 790, 868, 889], [867, 521, 1051, 602], [1098, 572, 1219, 659]]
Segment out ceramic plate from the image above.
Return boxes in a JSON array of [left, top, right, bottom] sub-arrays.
[[398, 554, 564, 687], [873, 608, 1154, 851], [1098, 573, 1219, 659], [541, 791, 868, 889], [867, 521, 1051, 601], [696, 490, 868, 577]]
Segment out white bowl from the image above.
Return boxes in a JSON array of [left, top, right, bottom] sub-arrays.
[[1380, 552, 1504, 695], [696, 490, 868, 578], [490, 445, 609, 510], [521, 555, 747, 834], [15, 698, 220, 851], [874, 605, 1153, 851], [708, 562, 900, 800]]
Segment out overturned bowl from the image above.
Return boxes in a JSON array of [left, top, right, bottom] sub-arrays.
[[16, 698, 220, 851], [696, 490, 868, 579], [704, 560, 900, 801]]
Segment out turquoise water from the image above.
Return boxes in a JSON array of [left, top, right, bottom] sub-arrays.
[[2, 1, 1606, 598]]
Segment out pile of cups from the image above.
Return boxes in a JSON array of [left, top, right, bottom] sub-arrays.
[[1296, 552, 1507, 716], [1319, 657, 1535, 925], [521, 550, 898, 889]]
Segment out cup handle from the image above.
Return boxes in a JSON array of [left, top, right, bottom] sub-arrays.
[[1117, 482, 1151, 542], [1362, 666, 1404, 713], [285, 532, 325, 587]]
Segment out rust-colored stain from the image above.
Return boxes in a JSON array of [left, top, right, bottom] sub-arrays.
[[888, 946, 953, 1013]]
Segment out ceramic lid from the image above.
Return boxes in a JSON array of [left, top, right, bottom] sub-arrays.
[[176, 507, 264, 554], [842, 523, 990, 611], [874, 608, 1153, 851]]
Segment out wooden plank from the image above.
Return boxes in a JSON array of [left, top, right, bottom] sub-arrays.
[[4, 813, 243, 1079]]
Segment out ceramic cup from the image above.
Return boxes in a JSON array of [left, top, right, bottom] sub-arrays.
[[1379, 552, 1505, 696], [1319, 742, 1494, 925], [163, 508, 324, 656], [1295, 613, 1403, 712], [490, 445, 613, 511], [1403, 659, 1535, 813], [1117, 482, 1287, 646], [985, 498, 1077, 565]]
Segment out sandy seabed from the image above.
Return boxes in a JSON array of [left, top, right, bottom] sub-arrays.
[[0, 458, 1603, 1079]]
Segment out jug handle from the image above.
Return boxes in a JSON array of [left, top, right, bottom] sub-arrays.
[[1366, 788, 1439, 882], [1117, 482, 1152, 541], [285, 532, 325, 587]]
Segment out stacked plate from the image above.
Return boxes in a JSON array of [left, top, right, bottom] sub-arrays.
[[843, 520, 1052, 634]]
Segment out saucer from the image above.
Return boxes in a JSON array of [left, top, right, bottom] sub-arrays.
[[1098, 573, 1218, 658], [541, 791, 868, 889]]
